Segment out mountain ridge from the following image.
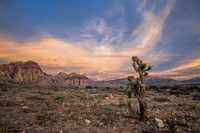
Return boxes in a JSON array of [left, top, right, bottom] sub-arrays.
[[0, 61, 90, 87], [0, 61, 200, 87]]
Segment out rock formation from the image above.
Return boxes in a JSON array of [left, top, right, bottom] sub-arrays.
[[55, 72, 90, 87], [0, 61, 90, 87], [0, 61, 44, 83]]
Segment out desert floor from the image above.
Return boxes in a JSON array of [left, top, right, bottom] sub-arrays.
[[0, 85, 199, 133]]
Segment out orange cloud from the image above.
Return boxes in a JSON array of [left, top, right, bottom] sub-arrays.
[[150, 58, 200, 80], [0, 37, 134, 80], [168, 59, 200, 72]]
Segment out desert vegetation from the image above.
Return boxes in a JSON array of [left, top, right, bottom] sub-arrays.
[[0, 83, 199, 133], [127, 56, 153, 120]]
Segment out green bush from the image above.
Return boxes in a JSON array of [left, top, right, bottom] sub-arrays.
[[53, 95, 64, 100], [170, 90, 182, 95], [118, 101, 126, 107]]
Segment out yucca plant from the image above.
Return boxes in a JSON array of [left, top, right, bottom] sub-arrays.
[[127, 56, 153, 120]]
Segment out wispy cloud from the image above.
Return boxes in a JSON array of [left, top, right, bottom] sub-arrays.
[[150, 58, 200, 80], [81, 1, 126, 46], [0, 37, 133, 80], [137, 0, 147, 13], [132, 0, 176, 62], [82, 18, 126, 46]]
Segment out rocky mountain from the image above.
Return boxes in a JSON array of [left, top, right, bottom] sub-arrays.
[[180, 77, 200, 85], [55, 72, 90, 86], [0, 61, 90, 87], [0, 61, 44, 84], [91, 76, 183, 88], [1, 61, 199, 88]]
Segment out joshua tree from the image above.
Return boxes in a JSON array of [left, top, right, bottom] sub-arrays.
[[127, 56, 153, 120]]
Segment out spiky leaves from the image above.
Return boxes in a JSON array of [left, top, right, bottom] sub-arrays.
[[147, 65, 153, 71], [140, 63, 147, 70], [127, 56, 153, 120], [127, 90, 132, 98], [144, 72, 148, 77], [127, 76, 134, 81]]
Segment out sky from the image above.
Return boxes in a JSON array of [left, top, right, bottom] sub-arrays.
[[0, 0, 200, 80]]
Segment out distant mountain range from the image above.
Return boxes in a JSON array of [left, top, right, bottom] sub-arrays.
[[91, 76, 200, 88], [0, 61, 200, 87]]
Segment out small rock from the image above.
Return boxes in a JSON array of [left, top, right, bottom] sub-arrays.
[[22, 106, 29, 109], [116, 111, 121, 116], [113, 126, 116, 130], [85, 119, 90, 125], [155, 118, 164, 128], [104, 93, 114, 99], [99, 122, 103, 126], [20, 131, 26, 133], [20, 103, 25, 106], [59, 130, 63, 133]]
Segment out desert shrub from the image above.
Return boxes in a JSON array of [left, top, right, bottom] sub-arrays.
[[171, 85, 182, 90], [157, 89, 167, 94], [180, 89, 190, 95], [85, 85, 92, 89], [80, 94, 87, 100], [26, 95, 44, 100], [170, 90, 182, 95], [0, 83, 9, 89], [191, 93, 200, 100], [171, 87, 191, 95], [53, 95, 64, 101], [100, 114, 109, 124], [166, 114, 188, 133], [104, 87, 112, 90], [1, 88, 8, 92], [118, 101, 126, 107], [36, 111, 58, 125], [154, 97, 170, 102], [0, 122, 8, 133], [160, 86, 170, 90], [146, 85, 159, 91]]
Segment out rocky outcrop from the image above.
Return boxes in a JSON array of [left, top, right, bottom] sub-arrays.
[[0, 61, 44, 83], [55, 72, 90, 87], [0, 61, 90, 87]]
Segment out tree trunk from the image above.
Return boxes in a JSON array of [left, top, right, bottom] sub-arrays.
[[137, 97, 147, 120]]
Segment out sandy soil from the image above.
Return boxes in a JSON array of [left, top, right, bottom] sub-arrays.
[[0, 85, 199, 133]]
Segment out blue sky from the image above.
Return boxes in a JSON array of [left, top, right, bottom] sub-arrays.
[[0, 0, 200, 80]]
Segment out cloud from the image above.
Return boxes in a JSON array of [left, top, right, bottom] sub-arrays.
[[132, 0, 176, 62], [82, 18, 126, 46], [170, 59, 200, 71], [150, 58, 200, 80], [0, 37, 134, 80], [1, 0, 198, 81], [81, 1, 126, 46], [137, 0, 147, 13]]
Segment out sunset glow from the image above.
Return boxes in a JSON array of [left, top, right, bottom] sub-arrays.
[[0, 0, 200, 80]]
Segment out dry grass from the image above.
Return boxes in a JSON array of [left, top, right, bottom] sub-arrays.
[[0, 85, 199, 132]]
